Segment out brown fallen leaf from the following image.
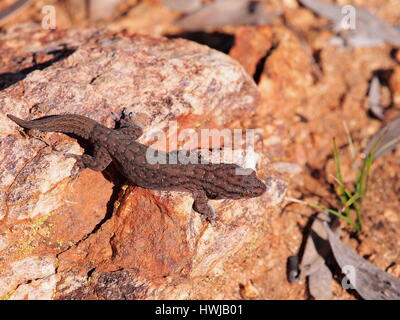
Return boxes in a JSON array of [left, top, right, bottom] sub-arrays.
[[0, 0, 30, 26], [308, 263, 333, 300], [368, 75, 384, 120], [363, 117, 400, 158], [300, 0, 400, 47], [288, 211, 339, 300], [175, 0, 273, 31], [326, 225, 400, 300]]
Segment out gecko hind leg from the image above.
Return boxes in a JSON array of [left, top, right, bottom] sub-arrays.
[[192, 190, 218, 223], [65, 145, 112, 176]]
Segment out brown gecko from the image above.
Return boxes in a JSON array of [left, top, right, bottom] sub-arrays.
[[7, 111, 266, 221]]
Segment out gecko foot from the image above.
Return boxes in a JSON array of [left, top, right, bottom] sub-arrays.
[[111, 107, 134, 124], [110, 111, 120, 122], [193, 200, 219, 225], [121, 107, 134, 119], [65, 153, 86, 178], [111, 108, 143, 139], [201, 214, 219, 227]]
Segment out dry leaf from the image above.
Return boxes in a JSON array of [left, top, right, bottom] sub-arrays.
[[363, 117, 400, 158], [368, 76, 384, 120], [326, 225, 400, 300], [176, 0, 272, 31], [288, 211, 338, 299]]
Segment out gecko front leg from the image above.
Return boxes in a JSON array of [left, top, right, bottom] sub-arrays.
[[65, 144, 112, 175], [192, 189, 218, 223], [111, 108, 143, 140]]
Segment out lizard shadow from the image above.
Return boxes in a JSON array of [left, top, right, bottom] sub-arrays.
[[0, 47, 75, 91], [65, 133, 127, 232]]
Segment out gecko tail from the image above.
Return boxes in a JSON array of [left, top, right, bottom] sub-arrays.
[[7, 113, 98, 140], [7, 114, 36, 128]]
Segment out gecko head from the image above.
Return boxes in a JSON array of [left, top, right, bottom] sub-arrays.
[[241, 170, 267, 198], [251, 176, 267, 197]]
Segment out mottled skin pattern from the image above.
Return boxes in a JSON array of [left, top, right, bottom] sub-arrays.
[[7, 113, 266, 221]]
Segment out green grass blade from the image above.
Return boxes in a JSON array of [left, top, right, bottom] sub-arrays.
[[333, 139, 351, 216]]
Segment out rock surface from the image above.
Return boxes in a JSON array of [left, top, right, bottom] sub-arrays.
[[0, 26, 286, 299]]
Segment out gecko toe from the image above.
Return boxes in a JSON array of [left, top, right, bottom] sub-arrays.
[[199, 204, 219, 224], [206, 215, 220, 227], [68, 162, 84, 180], [65, 153, 86, 173], [122, 107, 134, 119], [110, 111, 120, 122]]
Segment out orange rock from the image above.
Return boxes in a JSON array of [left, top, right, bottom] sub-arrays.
[[230, 26, 275, 77], [389, 66, 400, 106], [0, 26, 285, 300]]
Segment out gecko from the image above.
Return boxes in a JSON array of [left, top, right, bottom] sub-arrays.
[[7, 111, 266, 221]]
